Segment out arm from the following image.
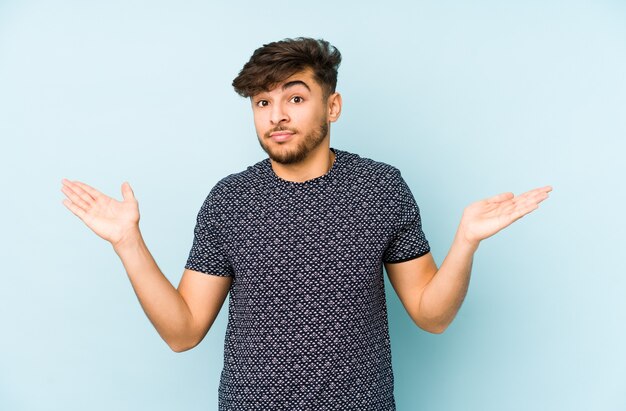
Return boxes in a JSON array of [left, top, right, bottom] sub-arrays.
[[61, 179, 231, 352], [386, 186, 552, 334]]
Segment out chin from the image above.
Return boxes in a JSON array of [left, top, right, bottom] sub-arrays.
[[258, 122, 328, 165], [267, 147, 308, 164]]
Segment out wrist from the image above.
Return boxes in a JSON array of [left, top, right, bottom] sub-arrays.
[[112, 226, 143, 253], [453, 227, 480, 254]]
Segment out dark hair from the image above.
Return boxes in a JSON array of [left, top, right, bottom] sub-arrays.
[[232, 37, 342, 99]]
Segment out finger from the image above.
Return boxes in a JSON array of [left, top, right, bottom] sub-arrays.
[[64, 180, 97, 205], [61, 185, 91, 210], [518, 185, 553, 199], [486, 192, 514, 203], [62, 179, 95, 204], [71, 180, 102, 200], [513, 203, 540, 221], [518, 198, 542, 213], [516, 188, 551, 205], [508, 197, 543, 217], [62, 198, 87, 220], [514, 189, 551, 215], [121, 182, 136, 201], [533, 191, 551, 205]]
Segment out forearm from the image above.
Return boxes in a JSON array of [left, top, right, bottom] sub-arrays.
[[113, 229, 195, 351], [419, 230, 478, 332]]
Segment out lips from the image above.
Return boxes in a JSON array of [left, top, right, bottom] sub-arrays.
[[269, 131, 295, 142]]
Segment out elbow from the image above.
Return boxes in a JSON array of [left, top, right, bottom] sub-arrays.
[[413, 314, 451, 334], [166, 336, 202, 353], [169, 343, 194, 353], [165, 323, 212, 352], [422, 322, 448, 334]]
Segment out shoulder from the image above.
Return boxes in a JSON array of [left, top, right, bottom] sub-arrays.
[[337, 149, 403, 184], [215, 159, 268, 191], [200, 158, 269, 208], [336, 150, 416, 207]]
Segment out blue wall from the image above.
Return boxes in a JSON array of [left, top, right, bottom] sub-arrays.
[[1, 1, 624, 410]]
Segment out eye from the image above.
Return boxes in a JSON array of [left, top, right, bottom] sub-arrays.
[[290, 96, 304, 103], [256, 100, 269, 108]]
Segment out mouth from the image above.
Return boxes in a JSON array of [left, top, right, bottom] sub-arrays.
[[269, 130, 295, 143]]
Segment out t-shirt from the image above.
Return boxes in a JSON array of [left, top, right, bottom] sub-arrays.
[[185, 148, 430, 410]]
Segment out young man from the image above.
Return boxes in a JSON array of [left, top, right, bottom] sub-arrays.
[[61, 38, 551, 410]]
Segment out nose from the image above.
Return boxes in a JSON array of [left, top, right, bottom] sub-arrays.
[[270, 102, 289, 125]]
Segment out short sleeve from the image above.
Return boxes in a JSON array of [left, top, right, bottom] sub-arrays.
[[184, 190, 234, 277], [383, 170, 430, 263]]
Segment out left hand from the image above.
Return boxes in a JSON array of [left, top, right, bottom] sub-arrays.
[[459, 185, 553, 246]]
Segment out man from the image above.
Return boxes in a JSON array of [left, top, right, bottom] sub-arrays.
[[61, 38, 551, 410]]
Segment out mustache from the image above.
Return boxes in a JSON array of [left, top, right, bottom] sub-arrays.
[[264, 126, 298, 139]]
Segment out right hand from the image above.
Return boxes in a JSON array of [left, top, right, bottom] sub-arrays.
[[61, 179, 140, 247]]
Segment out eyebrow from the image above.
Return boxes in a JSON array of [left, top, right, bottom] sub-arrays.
[[282, 80, 311, 92]]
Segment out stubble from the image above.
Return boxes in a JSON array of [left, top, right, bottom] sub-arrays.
[[258, 120, 329, 165]]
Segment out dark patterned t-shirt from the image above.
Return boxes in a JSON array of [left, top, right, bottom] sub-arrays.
[[185, 148, 430, 410]]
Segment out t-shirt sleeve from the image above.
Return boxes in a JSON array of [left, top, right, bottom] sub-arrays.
[[184, 189, 234, 277], [383, 170, 431, 263]]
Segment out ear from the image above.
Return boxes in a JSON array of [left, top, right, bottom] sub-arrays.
[[327, 92, 342, 123]]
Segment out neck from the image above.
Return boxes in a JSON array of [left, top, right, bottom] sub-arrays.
[[270, 142, 335, 183]]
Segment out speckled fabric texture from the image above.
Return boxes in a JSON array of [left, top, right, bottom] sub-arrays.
[[186, 149, 430, 410]]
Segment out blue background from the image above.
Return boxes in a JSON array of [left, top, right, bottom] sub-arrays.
[[1, 1, 625, 410]]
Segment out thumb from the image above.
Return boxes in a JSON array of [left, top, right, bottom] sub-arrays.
[[121, 181, 136, 201]]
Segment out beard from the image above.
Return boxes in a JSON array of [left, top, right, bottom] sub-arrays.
[[258, 120, 329, 165]]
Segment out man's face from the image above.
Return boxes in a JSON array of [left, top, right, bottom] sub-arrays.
[[251, 69, 337, 165]]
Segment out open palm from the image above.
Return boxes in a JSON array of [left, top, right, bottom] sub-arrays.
[[460, 186, 552, 244], [61, 179, 140, 246]]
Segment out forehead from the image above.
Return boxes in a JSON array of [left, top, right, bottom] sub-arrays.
[[261, 69, 320, 95]]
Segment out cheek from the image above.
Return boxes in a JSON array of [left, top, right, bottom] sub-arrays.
[[252, 112, 266, 135], [292, 108, 318, 126]]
